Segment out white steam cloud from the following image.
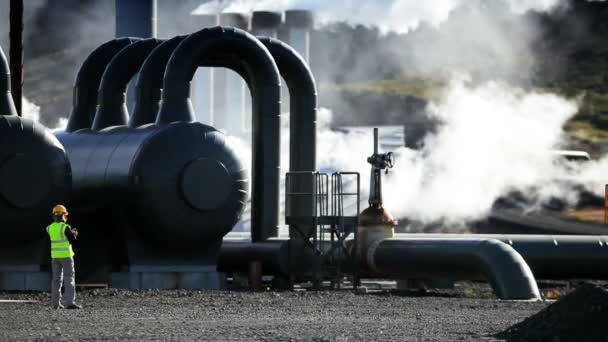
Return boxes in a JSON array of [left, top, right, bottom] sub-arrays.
[[384, 77, 583, 224], [21, 97, 68, 132], [193, 0, 562, 33]]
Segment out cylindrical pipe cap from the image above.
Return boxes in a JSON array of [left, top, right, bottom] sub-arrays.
[[251, 11, 282, 30], [285, 10, 314, 29]]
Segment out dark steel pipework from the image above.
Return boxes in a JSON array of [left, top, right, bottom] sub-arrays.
[[159, 27, 281, 241], [395, 233, 608, 280], [66, 38, 139, 132], [369, 238, 540, 300], [0, 47, 17, 116], [257, 37, 317, 175], [131, 36, 187, 127], [91, 38, 163, 131]]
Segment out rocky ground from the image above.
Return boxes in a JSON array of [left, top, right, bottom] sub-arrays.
[[0, 282, 552, 342]]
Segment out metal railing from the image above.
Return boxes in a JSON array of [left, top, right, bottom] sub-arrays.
[[285, 171, 360, 288]]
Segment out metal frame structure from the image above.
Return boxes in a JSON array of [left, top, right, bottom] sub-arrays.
[[285, 171, 360, 289]]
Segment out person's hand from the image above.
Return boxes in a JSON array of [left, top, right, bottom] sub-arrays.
[[70, 227, 78, 239]]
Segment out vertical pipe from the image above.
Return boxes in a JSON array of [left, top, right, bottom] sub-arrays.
[[191, 14, 218, 125], [158, 27, 281, 242], [284, 10, 313, 64], [250, 11, 283, 133], [9, 0, 23, 116], [0, 46, 18, 116], [115, 0, 157, 112]]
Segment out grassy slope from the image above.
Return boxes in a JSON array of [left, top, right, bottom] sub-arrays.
[[326, 77, 608, 144]]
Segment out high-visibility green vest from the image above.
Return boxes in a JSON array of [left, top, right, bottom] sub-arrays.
[[46, 222, 74, 259]]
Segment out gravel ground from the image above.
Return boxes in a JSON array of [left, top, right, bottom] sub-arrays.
[[1, 284, 549, 342]]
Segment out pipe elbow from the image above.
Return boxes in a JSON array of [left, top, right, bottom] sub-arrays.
[[474, 239, 540, 300]]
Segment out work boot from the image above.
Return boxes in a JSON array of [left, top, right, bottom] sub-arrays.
[[52, 304, 64, 310], [65, 304, 82, 309]]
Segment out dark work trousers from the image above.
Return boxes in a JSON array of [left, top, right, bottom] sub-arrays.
[[51, 257, 76, 307]]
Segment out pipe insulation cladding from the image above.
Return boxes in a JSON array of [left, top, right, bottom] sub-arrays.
[[0, 46, 17, 116], [92, 38, 163, 131], [369, 238, 541, 300], [395, 233, 608, 280], [131, 35, 186, 127], [0, 46, 71, 244], [66, 38, 139, 132], [56, 34, 248, 247], [158, 26, 281, 241]]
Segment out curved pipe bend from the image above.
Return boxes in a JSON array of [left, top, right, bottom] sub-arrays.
[[0, 46, 17, 116], [370, 238, 540, 300], [66, 37, 139, 132], [257, 37, 317, 173], [131, 35, 187, 127], [160, 26, 281, 242], [92, 38, 163, 131]]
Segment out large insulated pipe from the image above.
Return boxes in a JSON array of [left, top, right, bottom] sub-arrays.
[[130, 35, 186, 127], [191, 14, 218, 125], [368, 238, 540, 300], [131, 34, 248, 127], [91, 38, 162, 131], [258, 37, 316, 238], [66, 38, 138, 132], [250, 11, 283, 131], [0, 47, 17, 116], [258, 38, 316, 178], [395, 233, 608, 280], [213, 13, 249, 135], [158, 27, 281, 241], [284, 10, 313, 63]]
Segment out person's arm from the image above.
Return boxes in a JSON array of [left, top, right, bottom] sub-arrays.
[[63, 224, 78, 244]]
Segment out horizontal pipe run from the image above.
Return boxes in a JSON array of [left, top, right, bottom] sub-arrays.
[[370, 238, 540, 300], [395, 233, 608, 279], [218, 239, 288, 275]]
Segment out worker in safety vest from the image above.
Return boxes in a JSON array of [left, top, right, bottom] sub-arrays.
[[46, 205, 81, 309]]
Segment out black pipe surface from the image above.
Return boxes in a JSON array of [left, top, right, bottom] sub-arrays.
[[395, 233, 608, 279], [0, 47, 17, 116], [258, 37, 316, 177], [371, 238, 540, 300], [92, 38, 162, 131], [159, 27, 281, 241], [131, 36, 186, 127], [66, 38, 139, 132]]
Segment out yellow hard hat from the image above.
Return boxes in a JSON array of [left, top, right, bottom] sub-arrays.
[[52, 205, 68, 215]]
